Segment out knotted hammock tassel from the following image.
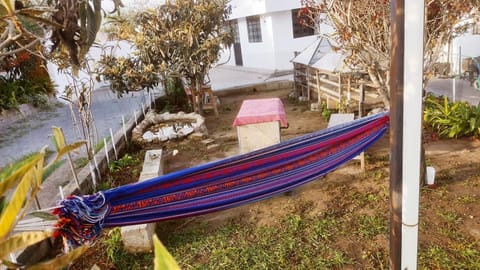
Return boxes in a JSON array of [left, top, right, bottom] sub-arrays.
[[53, 192, 109, 246]]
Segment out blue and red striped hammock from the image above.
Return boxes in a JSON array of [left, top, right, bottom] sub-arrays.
[[54, 112, 389, 246]]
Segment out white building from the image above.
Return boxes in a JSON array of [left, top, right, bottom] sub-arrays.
[[219, 0, 331, 71]]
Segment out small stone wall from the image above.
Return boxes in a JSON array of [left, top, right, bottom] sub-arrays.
[[131, 111, 208, 144]]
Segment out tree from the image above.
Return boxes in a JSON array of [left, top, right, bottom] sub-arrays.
[[300, 0, 480, 108], [1, 0, 123, 65], [97, 0, 234, 114], [0, 0, 124, 112]]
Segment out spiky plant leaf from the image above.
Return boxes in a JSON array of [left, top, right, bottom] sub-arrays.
[[0, 167, 36, 240], [0, 0, 15, 15], [1, 258, 23, 268], [51, 126, 66, 150], [0, 154, 41, 198], [54, 141, 86, 163], [26, 211, 58, 221], [153, 234, 180, 270], [26, 245, 88, 270], [0, 231, 52, 258]]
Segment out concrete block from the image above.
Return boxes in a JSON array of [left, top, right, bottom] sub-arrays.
[[237, 121, 280, 154], [121, 149, 163, 253], [121, 223, 157, 253]]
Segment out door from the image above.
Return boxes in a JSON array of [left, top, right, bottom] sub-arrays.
[[232, 19, 243, 66]]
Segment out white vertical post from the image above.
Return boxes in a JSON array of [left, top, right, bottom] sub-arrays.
[[92, 152, 101, 181], [122, 115, 128, 142], [89, 162, 97, 189], [104, 137, 110, 165], [402, 0, 424, 269], [110, 128, 118, 160], [141, 104, 146, 116], [134, 111, 138, 125], [148, 91, 153, 109], [452, 78, 456, 102], [59, 186, 65, 200]]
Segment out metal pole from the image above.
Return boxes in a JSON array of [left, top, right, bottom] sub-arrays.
[[389, 0, 404, 269]]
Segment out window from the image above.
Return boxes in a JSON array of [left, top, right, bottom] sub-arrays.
[[247, 16, 262, 43], [292, 8, 315, 38]]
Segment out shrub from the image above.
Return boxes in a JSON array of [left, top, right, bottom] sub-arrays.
[[0, 76, 53, 111], [424, 94, 480, 138]]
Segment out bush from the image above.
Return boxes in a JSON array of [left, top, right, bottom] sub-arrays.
[[0, 76, 53, 111], [424, 94, 480, 138]]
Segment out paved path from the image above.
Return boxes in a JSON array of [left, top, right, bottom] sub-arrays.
[[426, 78, 480, 105], [0, 88, 148, 168], [0, 65, 290, 169]]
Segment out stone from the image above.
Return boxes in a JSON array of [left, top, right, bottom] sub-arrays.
[[190, 132, 206, 140], [142, 131, 154, 142], [132, 111, 208, 144], [201, 139, 215, 145], [178, 126, 194, 137], [206, 143, 220, 152]]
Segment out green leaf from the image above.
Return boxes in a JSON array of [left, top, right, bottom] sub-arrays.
[[153, 234, 180, 270], [26, 245, 89, 270], [0, 231, 52, 258]]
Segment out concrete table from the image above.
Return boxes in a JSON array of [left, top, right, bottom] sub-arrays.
[[233, 98, 288, 154]]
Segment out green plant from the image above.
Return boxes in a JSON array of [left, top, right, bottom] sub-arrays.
[[97, 0, 234, 115], [0, 128, 87, 269], [321, 101, 332, 120], [104, 228, 123, 263], [424, 94, 480, 138], [355, 214, 388, 239], [0, 77, 53, 111], [109, 154, 140, 172]]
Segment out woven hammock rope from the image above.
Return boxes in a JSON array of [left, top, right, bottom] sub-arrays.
[[54, 112, 389, 246]]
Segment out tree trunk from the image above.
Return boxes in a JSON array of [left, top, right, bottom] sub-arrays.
[[195, 77, 204, 115], [367, 67, 391, 108]]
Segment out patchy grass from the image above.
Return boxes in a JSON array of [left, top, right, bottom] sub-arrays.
[[70, 91, 480, 269]]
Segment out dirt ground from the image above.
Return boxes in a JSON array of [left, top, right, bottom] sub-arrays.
[[72, 87, 480, 269], [165, 88, 480, 236]]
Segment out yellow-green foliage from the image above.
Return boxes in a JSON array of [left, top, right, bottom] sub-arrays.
[[0, 128, 87, 269]]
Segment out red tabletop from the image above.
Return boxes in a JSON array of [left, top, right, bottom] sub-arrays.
[[233, 98, 288, 128]]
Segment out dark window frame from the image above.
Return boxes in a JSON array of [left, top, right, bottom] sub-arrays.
[[247, 16, 262, 43], [292, 8, 315, 39]]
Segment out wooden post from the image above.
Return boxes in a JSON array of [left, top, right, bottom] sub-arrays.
[[358, 84, 365, 172], [316, 70, 321, 105], [306, 66, 311, 100]]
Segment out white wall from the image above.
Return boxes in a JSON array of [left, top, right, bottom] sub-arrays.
[[271, 10, 318, 70], [229, 0, 266, 19], [219, 9, 319, 70], [236, 16, 276, 69], [264, 0, 303, 14], [229, 0, 305, 19]]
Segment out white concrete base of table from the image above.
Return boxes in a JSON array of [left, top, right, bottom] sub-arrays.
[[237, 121, 280, 154]]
